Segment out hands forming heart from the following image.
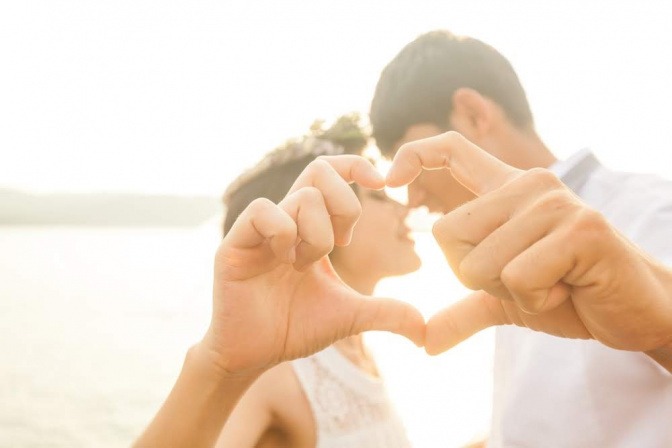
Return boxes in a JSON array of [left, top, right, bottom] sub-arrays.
[[136, 131, 672, 448], [203, 156, 425, 377], [204, 131, 672, 378]]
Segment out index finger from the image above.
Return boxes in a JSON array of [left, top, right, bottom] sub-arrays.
[[288, 154, 385, 194], [287, 155, 385, 245], [386, 131, 522, 196]]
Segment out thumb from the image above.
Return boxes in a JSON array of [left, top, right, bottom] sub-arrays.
[[425, 290, 505, 355], [350, 296, 426, 348]]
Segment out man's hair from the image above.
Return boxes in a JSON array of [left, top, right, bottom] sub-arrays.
[[222, 113, 368, 235], [370, 30, 534, 156]]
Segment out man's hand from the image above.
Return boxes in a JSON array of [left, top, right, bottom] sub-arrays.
[[204, 155, 425, 377], [387, 131, 672, 359]]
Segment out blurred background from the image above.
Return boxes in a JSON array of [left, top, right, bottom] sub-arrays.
[[2, 1, 672, 447]]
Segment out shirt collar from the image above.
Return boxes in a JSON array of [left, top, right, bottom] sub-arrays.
[[548, 148, 601, 193]]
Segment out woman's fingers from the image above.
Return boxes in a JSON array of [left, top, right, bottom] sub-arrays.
[[289, 156, 385, 245], [219, 198, 299, 280], [279, 187, 334, 270], [347, 294, 426, 348]]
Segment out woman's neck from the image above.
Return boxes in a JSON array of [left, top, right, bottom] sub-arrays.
[[331, 262, 381, 376], [334, 263, 378, 296]]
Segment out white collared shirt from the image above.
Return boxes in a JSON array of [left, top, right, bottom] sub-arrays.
[[490, 150, 672, 448]]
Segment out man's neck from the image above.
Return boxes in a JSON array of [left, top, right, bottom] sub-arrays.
[[498, 127, 557, 170]]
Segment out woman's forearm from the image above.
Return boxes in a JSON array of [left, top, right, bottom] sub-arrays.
[[133, 342, 261, 448]]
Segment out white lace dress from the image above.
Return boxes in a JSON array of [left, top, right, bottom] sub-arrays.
[[291, 346, 412, 448]]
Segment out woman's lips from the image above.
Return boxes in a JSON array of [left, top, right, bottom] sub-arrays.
[[398, 226, 415, 241]]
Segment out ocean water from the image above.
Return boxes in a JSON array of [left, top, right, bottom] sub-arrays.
[[0, 223, 493, 447]]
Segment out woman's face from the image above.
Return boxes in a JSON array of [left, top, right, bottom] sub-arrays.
[[333, 189, 421, 279]]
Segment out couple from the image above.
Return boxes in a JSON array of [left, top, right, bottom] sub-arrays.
[[136, 30, 672, 448]]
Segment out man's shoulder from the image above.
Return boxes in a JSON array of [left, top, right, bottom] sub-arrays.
[[583, 164, 672, 208]]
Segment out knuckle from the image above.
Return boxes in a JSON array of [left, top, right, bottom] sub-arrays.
[[248, 197, 275, 212], [570, 207, 610, 243], [521, 167, 563, 190], [457, 256, 484, 290], [296, 186, 324, 204], [307, 158, 332, 174], [500, 263, 526, 292], [444, 130, 465, 144], [432, 215, 456, 241], [534, 189, 576, 214]]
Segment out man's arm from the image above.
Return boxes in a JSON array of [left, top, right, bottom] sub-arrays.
[[647, 341, 672, 372], [388, 131, 672, 371]]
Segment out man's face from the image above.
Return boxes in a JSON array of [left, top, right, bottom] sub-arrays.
[[393, 123, 475, 213]]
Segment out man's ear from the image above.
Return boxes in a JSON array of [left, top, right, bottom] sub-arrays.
[[449, 88, 495, 140]]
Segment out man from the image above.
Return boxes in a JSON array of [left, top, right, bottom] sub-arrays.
[[371, 30, 672, 447]]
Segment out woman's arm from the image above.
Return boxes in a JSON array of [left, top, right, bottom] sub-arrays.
[[133, 157, 424, 448], [133, 342, 262, 448], [215, 365, 296, 447]]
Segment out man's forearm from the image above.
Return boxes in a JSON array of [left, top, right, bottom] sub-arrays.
[[644, 261, 672, 374], [134, 342, 260, 448]]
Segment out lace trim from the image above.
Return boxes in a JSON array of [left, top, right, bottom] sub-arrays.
[[292, 347, 411, 447]]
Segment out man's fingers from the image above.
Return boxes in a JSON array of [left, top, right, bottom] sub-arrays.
[[279, 187, 335, 270], [288, 157, 384, 245], [425, 290, 506, 355], [349, 296, 426, 348], [446, 190, 573, 295], [387, 131, 521, 195], [501, 228, 580, 314]]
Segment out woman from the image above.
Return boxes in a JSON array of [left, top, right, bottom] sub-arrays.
[[215, 117, 421, 447]]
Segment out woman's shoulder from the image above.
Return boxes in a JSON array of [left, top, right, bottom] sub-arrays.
[[257, 361, 316, 445]]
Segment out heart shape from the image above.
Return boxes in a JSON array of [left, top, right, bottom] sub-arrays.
[[204, 132, 672, 378]]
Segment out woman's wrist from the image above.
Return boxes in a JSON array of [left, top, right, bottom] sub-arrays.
[[188, 337, 264, 385]]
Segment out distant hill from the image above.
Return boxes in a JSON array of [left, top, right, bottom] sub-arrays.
[[0, 189, 222, 227]]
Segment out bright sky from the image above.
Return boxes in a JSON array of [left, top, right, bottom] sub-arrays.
[[2, 1, 672, 195]]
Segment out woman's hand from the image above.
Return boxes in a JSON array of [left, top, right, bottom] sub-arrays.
[[203, 155, 425, 377]]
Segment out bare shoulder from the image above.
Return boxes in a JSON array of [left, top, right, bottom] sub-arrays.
[[215, 362, 315, 448], [260, 361, 316, 447]]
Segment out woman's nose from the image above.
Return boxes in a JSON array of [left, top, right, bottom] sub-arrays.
[[407, 183, 427, 208]]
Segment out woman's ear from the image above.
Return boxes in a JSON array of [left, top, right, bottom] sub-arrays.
[[449, 88, 495, 140]]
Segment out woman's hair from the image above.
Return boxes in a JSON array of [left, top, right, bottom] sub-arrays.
[[223, 114, 369, 236]]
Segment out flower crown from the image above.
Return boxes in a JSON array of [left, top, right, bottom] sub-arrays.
[[223, 114, 370, 204]]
